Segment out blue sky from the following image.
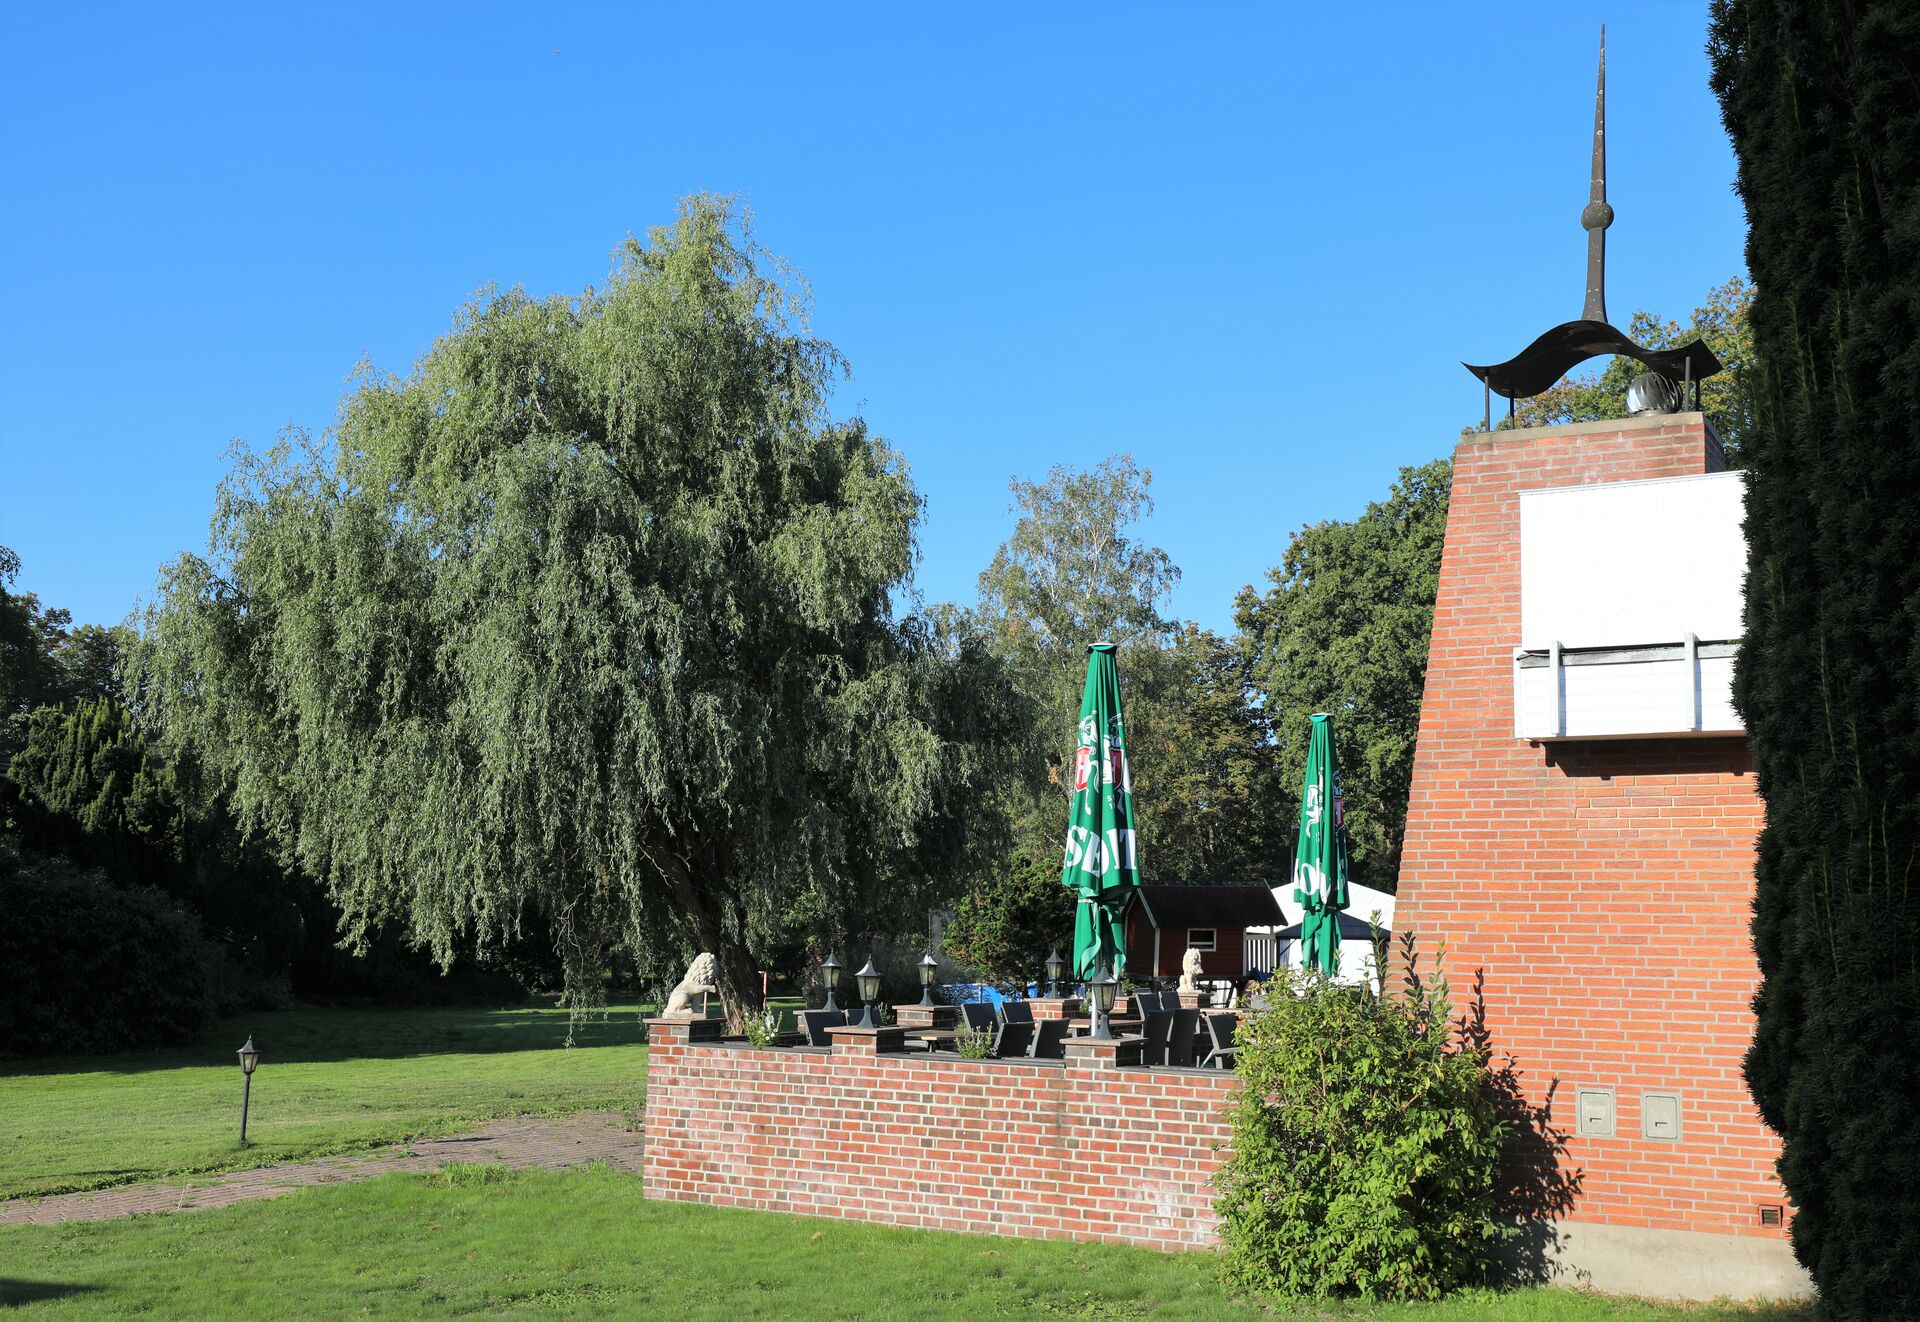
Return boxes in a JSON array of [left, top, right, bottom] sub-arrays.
[[0, 2, 1744, 635]]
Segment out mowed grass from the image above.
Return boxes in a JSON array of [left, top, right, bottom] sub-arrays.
[[0, 1166, 1811, 1320], [0, 1002, 654, 1200]]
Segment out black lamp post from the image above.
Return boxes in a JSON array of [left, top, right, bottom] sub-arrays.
[[917, 952, 939, 1007], [236, 1036, 261, 1145], [820, 953, 842, 1013], [1089, 962, 1118, 1041], [853, 958, 883, 1028], [1044, 948, 1065, 999]]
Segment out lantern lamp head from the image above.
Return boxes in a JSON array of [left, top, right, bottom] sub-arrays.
[[855, 958, 883, 1007], [917, 952, 939, 1006], [237, 1036, 261, 1075], [1044, 948, 1065, 997]]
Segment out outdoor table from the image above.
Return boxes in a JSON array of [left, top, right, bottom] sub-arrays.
[[1065, 1017, 1141, 1035], [905, 1028, 959, 1050]]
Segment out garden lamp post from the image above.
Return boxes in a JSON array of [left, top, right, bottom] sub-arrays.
[[820, 953, 842, 1013], [1045, 948, 1065, 999], [854, 958, 883, 1028], [917, 952, 939, 1007], [1089, 962, 1118, 1041], [236, 1036, 261, 1145]]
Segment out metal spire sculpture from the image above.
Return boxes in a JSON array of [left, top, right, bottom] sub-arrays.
[[1464, 27, 1721, 414]]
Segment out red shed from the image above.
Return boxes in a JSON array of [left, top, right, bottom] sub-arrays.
[[1121, 883, 1283, 982]]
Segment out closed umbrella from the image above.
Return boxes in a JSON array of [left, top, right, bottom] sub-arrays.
[[1060, 643, 1139, 986], [1293, 713, 1351, 977]]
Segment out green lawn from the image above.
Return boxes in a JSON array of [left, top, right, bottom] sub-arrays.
[[0, 1002, 653, 1200], [0, 1165, 1810, 1320]]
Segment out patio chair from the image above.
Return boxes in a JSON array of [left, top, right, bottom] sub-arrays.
[[993, 1022, 1035, 1059], [1029, 1018, 1070, 1060], [1198, 1013, 1240, 1069], [961, 1002, 997, 1032], [798, 1009, 847, 1047], [1132, 990, 1161, 1015], [999, 1000, 1034, 1025], [1166, 1008, 1201, 1068], [1139, 1009, 1176, 1067]]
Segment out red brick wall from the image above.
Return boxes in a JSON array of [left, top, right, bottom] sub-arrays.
[[643, 1020, 1236, 1249], [1396, 414, 1787, 1242]]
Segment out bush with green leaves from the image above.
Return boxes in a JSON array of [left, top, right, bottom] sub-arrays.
[[741, 1011, 781, 1047], [0, 837, 216, 1056], [1213, 953, 1506, 1300]]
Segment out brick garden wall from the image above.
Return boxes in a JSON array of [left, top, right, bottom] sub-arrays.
[[642, 1020, 1236, 1250], [1395, 413, 1790, 1244]]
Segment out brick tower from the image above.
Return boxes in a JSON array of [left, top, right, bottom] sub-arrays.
[[1394, 411, 1807, 1300]]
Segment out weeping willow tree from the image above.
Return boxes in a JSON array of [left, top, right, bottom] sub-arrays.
[[131, 196, 1023, 1022]]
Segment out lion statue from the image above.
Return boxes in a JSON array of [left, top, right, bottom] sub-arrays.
[[663, 952, 719, 1018], [1178, 946, 1204, 994]]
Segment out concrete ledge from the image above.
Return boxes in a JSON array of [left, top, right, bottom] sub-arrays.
[[1501, 1218, 1813, 1302]]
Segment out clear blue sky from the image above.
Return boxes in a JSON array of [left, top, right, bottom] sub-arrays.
[[0, 2, 1744, 635]]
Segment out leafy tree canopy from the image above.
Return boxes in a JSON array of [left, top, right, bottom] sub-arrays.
[[1235, 460, 1451, 892], [130, 196, 1022, 1020], [0, 547, 129, 745]]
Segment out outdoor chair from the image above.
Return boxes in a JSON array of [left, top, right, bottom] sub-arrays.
[[1198, 1013, 1240, 1070], [1139, 1009, 1176, 1067], [961, 1002, 997, 1032], [1167, 1008, 1201, 1068], [993, 1022, 1035, 1059], [1029, 1018, 1069, 1060], [1132, 991, 1162, 1015], [1000, 1000, 1034, 1025], [798, 1009, 847, 1047]]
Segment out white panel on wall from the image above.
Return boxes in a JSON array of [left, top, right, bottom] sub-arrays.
[[1514, 653, 1744, 739], [1520, 472, 1748, 650]]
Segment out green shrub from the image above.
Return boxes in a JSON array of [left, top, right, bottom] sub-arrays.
[[0, 837, 216, 1056], [1213, 949, 1506, 1300]]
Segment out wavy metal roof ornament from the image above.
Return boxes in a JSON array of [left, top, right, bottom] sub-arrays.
[[1464, 28, 1722, 426]]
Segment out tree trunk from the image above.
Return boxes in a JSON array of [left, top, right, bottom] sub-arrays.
[[644, 842, 763, 1032]]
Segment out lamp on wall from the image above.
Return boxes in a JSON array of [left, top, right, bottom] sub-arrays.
[[917, 952, 939, 1007], [1090, 962, 1118, 1041], [854, 958, 883, 1028], [1044, 948, 1065, 999], [820, 953, 842, 1013]]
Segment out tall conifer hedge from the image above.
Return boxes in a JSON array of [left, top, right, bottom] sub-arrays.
[[1709, 2, 1920, 1313]]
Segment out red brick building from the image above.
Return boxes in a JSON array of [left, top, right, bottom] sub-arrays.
[[1394, 412, 1808, 1298], [1120, 882, 1282, 982]]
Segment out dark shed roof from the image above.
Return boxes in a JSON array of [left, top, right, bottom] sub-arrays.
[[1273, 912, 1390, 942], [1132, 883, 1283, 929]]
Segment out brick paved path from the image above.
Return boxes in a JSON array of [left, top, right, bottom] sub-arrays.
[[0, 1111, 643, 1226]]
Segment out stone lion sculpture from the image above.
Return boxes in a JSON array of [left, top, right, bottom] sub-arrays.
[[1178, 946, 1203, 994], [663, 952, 719, 1018]]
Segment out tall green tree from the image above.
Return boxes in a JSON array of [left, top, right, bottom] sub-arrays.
[[974, 454, 1179, 815], [1235, 460, 1451, 892], [1711, 3, 1920, 1315], [1493, 278, 1757, 465], [131, 197, 1022, 1021], [1127, 623, 1281, 881]]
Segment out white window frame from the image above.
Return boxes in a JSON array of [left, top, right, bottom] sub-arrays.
[[1186, 927, 1217, 953]]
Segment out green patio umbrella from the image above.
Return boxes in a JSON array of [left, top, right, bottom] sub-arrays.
[[1060, 643, 1139, 983], [1292, 713, 1351, 977]]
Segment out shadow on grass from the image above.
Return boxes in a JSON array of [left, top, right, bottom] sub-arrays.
[[0, 1278, 105, 1306], [1, 1002, 664, 1077]]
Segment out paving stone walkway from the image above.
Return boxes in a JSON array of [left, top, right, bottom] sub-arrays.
[[0, 1111, 644, 1226]]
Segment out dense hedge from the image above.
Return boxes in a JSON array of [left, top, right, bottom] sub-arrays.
[[1710, 2, 1920, 1314], [0, 838, 216, 1056]]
